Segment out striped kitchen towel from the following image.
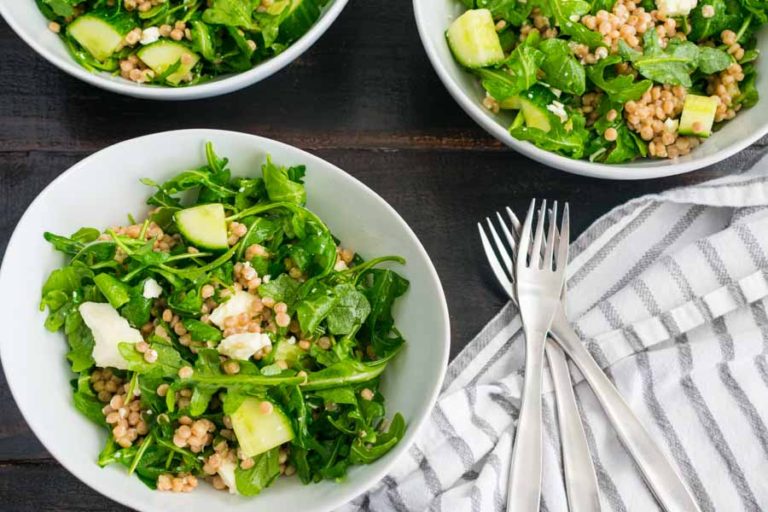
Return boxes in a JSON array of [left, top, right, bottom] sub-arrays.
[[341, 149, 768, 512]]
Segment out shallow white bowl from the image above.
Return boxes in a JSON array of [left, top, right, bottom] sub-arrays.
[[414, 0, 768, 179], [0, 129, 450, 511], [0, 2, 348, 100]]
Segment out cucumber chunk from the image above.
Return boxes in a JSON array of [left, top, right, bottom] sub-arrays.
[[67, 14, 127, 62], [447, 9, 505, 69], [499, 96, 521, 109], [679, 94, 719, 138], [521, 99, 552, 132], [231, 398, 295, 458], [137, 41, 200, 85], [279, 0, 321, 42], [175, 203, 228, 250]]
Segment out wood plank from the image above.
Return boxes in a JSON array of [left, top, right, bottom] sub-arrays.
[[0, 462, 131, 511], [0, 6, 500, 153]]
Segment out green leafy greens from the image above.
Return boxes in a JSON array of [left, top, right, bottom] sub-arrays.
[[40, 142, 408, 496]]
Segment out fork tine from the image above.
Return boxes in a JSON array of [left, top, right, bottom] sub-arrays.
[[517, 199, 536, 269], [486, 217, 513, 277], [478, 223, 515, 298], [530, 199, 547, 268], [505, 206, 522, 238], [556, 203, 570, 272], [544, 201, 558, 270], [496, 211, 517, 256]]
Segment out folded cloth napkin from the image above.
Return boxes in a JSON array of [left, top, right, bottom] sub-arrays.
[[341, 148, 768, 512]]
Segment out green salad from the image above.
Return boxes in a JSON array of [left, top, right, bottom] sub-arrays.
[[40, 143, 408, 495], [36, 0, 327, 86], [448, 0, 764, 162]]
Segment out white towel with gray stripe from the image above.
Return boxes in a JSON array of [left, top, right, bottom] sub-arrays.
[[340, 149, 768, 512]]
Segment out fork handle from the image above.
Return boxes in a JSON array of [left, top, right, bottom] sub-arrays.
[[545, 339, 602, 512], [550, 307, 701, 512], [507, 329, 546, 512]]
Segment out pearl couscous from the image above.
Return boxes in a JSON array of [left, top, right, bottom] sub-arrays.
[[40, 142, 408, 496], [448, 0, 763, 162], [37, 0, 328, 87]]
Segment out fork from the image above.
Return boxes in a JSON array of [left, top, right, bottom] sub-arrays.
[[479, 208, 600, 512], [486, 209, 700, 512], [505, 199, 570, 512]]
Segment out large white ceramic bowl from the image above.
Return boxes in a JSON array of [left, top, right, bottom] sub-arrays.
[[0, 129, 450, 511], [414, 0, 768, 179], [0, 2, 348, 100]]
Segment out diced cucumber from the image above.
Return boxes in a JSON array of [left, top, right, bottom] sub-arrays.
[[446, 9, 505, 69], [273, 339, 305, 366], [279, 0, 321, 42], [231, 398, 295, 458], [521, 99, 552, 132], [499, 96, 521, 110], [67, 13, 132, 62], [137, 41, 200, 85], [679, 94, 719, 137], [175, 203, 228, 250]]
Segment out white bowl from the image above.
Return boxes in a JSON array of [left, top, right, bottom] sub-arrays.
[[0, 129, 450, 511], [0, 2, 348, 100], [414, 0, 768, 179]]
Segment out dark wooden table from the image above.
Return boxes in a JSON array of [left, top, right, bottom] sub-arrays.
[[0, 2, 765, 510]]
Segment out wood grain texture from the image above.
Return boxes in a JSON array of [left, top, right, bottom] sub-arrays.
[[0, 0, 765, 509]]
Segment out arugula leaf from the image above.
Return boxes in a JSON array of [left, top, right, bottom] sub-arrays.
[[510, 111, 591, 159], [325, 284, 371, 336], [350, 413, 406, 464], [183, 319, 223, 343], [235, 448, 281, 496], [476, 45, 544, 101], [65, 309, 96, 372], [548, 0, 605, 47], [202, 0, 259, 30], [94, 273, 131, 309], [619, 31, 699, 87], [72, 373, 107, 426], [689, 0, 743, 40], [263, 156, 307, 205], [120, 282, 154, 328], [259, 274, 301, 305], [296, 292, 336, 335], [118, 342, 183, 378], [42, 0, 82, 17], [586, 55, 652, 102], [698, 46, 732, 73], [538, 39, 586, 95], [477, 0, 534, 25]]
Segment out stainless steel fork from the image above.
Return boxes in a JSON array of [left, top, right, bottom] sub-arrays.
[[506, 199, 570, 512], [479, 207, 600, 512], [482, 203, 701, 512]]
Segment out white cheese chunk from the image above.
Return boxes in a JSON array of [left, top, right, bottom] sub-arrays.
[[140, 27, 161, 45], [79, 302, 143, 370], [217, 460, 238, 494], [656, 0, 697, 16], [208, 291, 257, 328], [142, 278, 163, 299], [217, 332, 272, 361]]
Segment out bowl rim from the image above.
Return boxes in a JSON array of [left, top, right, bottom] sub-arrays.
[[412, 0, 768, 180], [0, 128, 451, 511], [0, 1, 349, 101]]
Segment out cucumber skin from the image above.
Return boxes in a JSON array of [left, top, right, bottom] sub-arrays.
[[67, 12, 135, 62], [232, 398, 295, 458], [678, 95, 718, 138], [137, 41, 201, 85], [174, 203, 228, 250], [446, 9, 505, 69]]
